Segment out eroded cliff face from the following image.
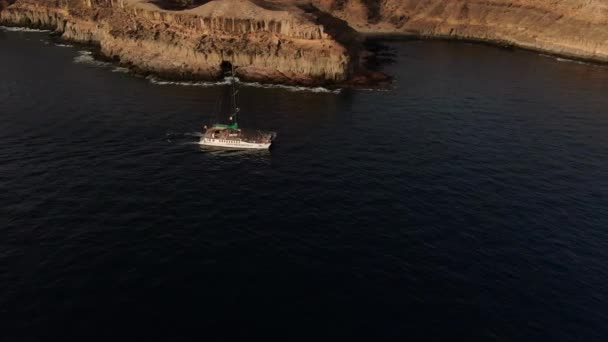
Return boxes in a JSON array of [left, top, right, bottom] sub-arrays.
[[0, 0, 364, 85], [312, 0, 608, 62], [2, 0, 607, 85]]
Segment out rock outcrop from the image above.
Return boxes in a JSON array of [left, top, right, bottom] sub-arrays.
[[2, 0, 608, 85], [0, 0, 369, 85], [312, 0, 608, 63]]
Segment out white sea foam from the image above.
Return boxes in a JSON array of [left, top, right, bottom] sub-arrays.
[[73, 50, 111, 67], [112, 67, 130, 73], [147, 75, 230, 87], [0, 26, 51, 33], [75, 50, 92, 56], [540, 53, 605, 67], [239, 81, 341, 94], [3, 25, 344, 92], [72, 51, 132, 72], [357, 87, 392, 92], [68, 50, 340, 93], [147, 75, 341, 94], [555, 57, 590, 66]]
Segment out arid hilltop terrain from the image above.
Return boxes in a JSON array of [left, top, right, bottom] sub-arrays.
[[2, 0, 607, 85]]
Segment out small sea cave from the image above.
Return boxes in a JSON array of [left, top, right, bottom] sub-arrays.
[[220, 60, 234, 76]]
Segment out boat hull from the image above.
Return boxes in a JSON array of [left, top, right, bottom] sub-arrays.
[[199, 137, 271, 150]]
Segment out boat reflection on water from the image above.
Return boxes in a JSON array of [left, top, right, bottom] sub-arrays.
[[199, 145, 274, 157]]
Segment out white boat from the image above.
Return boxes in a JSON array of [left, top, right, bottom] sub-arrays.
[[199, 67, 275, 150], [200, 126, 273, 149]]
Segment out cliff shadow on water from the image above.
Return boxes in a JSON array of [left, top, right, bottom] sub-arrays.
[[364, 32, 608, 70], [295, 3, 392, 87]]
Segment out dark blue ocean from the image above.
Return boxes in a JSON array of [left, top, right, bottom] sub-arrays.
[[1, 27, 607, 341]]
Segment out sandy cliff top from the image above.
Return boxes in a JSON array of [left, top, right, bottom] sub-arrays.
[[125, 0, 307, 22]]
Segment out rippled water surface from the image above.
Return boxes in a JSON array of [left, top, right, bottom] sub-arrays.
[[1, 29, 608, 341]]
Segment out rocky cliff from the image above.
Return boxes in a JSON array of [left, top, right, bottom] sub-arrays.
[[2, 0, 607, 85], [0, 0, 372, 85], [312, 0, 608, 62]]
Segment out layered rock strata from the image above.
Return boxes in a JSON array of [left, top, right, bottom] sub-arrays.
[[2, 0, 608, 85], [0, 0, 367, 85], [313, 0, 608, 63]]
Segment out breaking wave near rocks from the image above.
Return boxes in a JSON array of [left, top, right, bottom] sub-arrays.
[[147, 76, 341, 94], [0, 26, 51, 33], [73, 50, 112, 67], [64, 47, 341, 94], [72, 51, 131, 73]]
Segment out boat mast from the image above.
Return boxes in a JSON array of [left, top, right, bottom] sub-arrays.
[[231, 63, 239, 128]]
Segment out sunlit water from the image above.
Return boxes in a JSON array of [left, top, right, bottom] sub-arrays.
[[1, 28, 607, 341]]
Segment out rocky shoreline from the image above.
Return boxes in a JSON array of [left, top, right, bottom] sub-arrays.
[[362, 32, 608, 69], [316, 0, 608, 64], [0, 0, 388, 86], [2, 0, 607, 86]]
